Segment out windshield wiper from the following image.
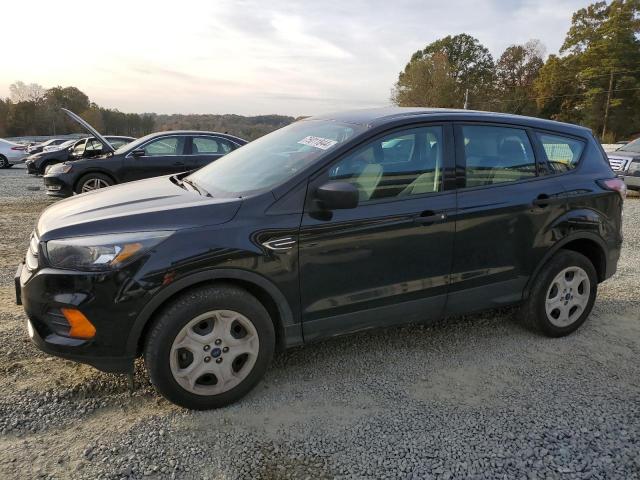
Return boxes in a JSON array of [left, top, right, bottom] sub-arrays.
[[183, 178, 212, 197]]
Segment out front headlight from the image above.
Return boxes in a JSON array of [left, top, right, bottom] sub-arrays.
[[45, 231, 172, 271], [47, 162, 72, 175], [628, 160, 640, 174]]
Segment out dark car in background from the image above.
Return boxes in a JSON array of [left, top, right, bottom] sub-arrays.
[[16, 108, 624, 409], [607, 137, 640, 190], [43, 109, 246, 196], [25, 135, 135, 175]]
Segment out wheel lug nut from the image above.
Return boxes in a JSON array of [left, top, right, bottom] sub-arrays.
[[222, 347, 229, 353], [204, 356, 211, 363], [216, 358, 223, 364], [214, 339, 222, 346], [203, 345, 210, 351]]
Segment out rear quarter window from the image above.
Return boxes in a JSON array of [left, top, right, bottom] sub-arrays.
[[536, 133, 585, 174]]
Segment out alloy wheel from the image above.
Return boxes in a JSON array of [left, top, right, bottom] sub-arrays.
[[545, 266, 591, 327], [169, 310, 259, 395], [81, 178, 110, 192]]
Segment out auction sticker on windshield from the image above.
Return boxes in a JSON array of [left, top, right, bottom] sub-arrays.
[[298, 136, 338, 150]]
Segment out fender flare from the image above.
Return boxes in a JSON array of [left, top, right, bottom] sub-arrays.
[[522, 231, 608, 300], [124, 268, 300, 356]]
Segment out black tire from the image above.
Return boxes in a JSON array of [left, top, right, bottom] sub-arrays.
[[144, 284, 275, 409], [0, 156, 9, 168], [39, 161, 53, 175], [75, 173, 113, 194], [522, 250, 598, 337]]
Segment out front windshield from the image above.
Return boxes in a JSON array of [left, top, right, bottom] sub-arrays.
[[113, 133, 156, 154], [187, 120, 366, 196], [617, 138, 640, 153]]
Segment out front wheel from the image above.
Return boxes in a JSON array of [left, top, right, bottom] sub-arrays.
[[144, 285, 275, 409], [522, 250, 597, 337], [75, 173, 113, 193], [0, 156, 9, 168]]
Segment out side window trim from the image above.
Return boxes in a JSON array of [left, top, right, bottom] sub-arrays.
[[305, 122, 454, 210], [453, 122, 541, 190]]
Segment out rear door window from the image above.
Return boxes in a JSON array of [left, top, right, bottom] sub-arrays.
[[460, 125, 536, 187], [536, 133, 585, 173], [192, 136, 234, 154]]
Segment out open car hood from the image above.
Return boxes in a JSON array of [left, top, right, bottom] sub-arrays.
[[62, 108, 115, 154]]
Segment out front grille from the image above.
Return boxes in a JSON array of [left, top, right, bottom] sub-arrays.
[[608, 157, 629, 172], [25, 232, 39, 271]]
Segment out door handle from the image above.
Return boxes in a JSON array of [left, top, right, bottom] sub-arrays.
[[414, 210, 447, 225], [173, 161, 185, 166], [532, 194, 559, 208]]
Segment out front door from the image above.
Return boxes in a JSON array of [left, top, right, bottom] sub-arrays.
[[447, 123, 567, 314], [298, 124, 456, 341], [123, 135, 188, 182]]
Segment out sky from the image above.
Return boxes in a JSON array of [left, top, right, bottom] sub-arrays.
[[2, 0, 591, 117]]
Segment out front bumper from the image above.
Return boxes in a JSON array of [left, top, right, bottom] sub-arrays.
[[43, 174, 73, 197], [16, 262, 137, 373], [623, 174, 640, 190], [25, 160, 39, 175]]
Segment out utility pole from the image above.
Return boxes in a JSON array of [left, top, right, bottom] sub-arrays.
[[463, 89, 469, 110], [602, 69, 614, 139]]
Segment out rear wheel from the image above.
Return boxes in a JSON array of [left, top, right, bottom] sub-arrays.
[[144, 285, 275, 409], [0, 156, 9, 168], [75, 173, 113, 193], [522, 250, 597, 337]]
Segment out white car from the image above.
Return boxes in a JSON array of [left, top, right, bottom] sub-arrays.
[[0, 139, 28, 168], [42, 139, 76, 152], [27, 138, 70, 154]]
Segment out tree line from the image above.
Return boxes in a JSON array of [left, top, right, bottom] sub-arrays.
[[0, 83, 294, 141], [392, 0, 640, 142], [2, 1, 637, 143]]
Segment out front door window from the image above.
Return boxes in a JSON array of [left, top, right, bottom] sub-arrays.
[[328, 126, 444, 201]]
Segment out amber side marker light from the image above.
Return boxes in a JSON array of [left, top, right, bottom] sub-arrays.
[[61, 308, 96, 339]]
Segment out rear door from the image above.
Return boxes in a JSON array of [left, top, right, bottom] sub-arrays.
[[447, 123, 566, 314], [122, 135, 188, 182]]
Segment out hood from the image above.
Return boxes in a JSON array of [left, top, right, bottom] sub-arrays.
[[37, 175, 242, 240], [62, 108, 115, 154], [29, 148, 71, 162], [608, 150, 640, 159]]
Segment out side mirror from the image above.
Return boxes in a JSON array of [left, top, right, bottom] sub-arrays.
[[131, 149, 145, 157], [315, 181, 359, 210]]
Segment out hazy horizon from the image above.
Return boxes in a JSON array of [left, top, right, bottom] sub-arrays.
[[4, 0, 590, 117]]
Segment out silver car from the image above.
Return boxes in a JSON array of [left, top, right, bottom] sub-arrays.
[[0, 139, 28, 168]]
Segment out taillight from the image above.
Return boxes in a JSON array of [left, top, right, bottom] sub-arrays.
[[11, 145, 26, 151], [598, 177, 627, 200]]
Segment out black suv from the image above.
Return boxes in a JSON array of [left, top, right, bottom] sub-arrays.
[[42, 109, 246, 196], [16, 108, 624, 409]]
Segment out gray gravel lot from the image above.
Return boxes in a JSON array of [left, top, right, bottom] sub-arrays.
[[0, 164, 638, 479]]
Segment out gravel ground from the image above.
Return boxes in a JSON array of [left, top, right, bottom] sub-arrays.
[[0, 164, 639, 479]]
